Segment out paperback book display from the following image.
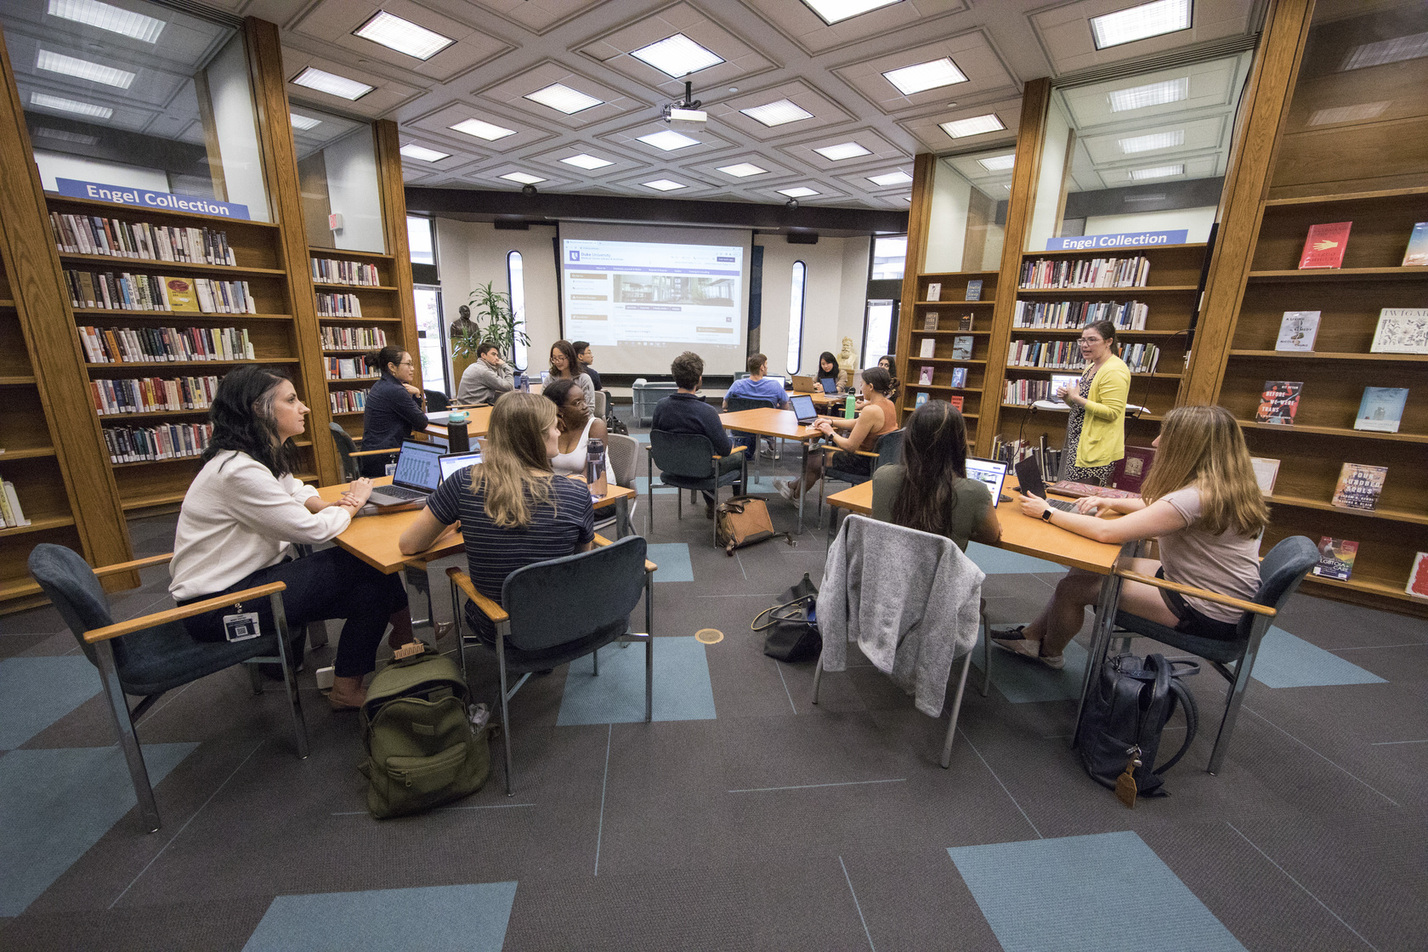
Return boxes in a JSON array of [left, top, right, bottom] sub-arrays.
[[1256, 381, 1303, 425], [1369, 308, 1428, 354], [914, 392, 928, 408], [918, 339, 935, 358], [957, 314, 974, 330], [950, 367, 968, 388], [1408, 553, 1428, 601], [951, 336, 974, 359], [965, 280, 982, 301], [1331, 463, 1387, 511], [1250, 457, 1280, 495], [0, 478, 30, 528], [922, 312, 939, 331], [1019, 256, 1150, 289], [1275, 311, 1321, 351], [947, 395, 964, 411], [1298, 222, 1351, 269], [1402, 222, 1428, 267], [918, 366, 934, 385], [925, 281, 942, 302], [1312, 537, 1358, 581], [1354, 387, 1408, 433]]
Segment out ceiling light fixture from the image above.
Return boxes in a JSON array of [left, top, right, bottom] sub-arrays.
[[883, 57, 967, 95], [561, 153, 614, 170], [289, 113, 322, 131], [37, 49, 135, 88], [631, 34, 723, 78], [1129, 164, 1184, 180], [1090, 0, 1191, 50], [978, 153, 1016, 171], [47, 0, 165, 42], [815, 142, 871, 161], [1340, 31, 1428, 70], [800, 0, 902, 25], [450, 117, 516, 140], [940, 113, 1005, 138], [35, 126, 99, 145], [291, 66, 372, 101], [353, 11, 454, 61], [718, 163, 768, 177], [1118, 129, 1184, 153], [525, 83, 603, 114], [501, 171, 546, 185], [741, 99, 812, 127], [30, 91, 112, 118], [643, 179, 686, 191], [1308, 102, 1391, 126], [638, 129, 700, 151], [400, 144, 451, 162], [1108, 77, 1189, 112], [779, 186, 819, 198], [868, 170, 912, 186]]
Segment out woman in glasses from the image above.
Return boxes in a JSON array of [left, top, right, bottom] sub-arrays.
[[1056, 320, 1130, 486]]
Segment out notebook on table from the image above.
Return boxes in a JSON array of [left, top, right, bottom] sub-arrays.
[[965, 456, 1011, 504], [1013, 456, 1078, 512]]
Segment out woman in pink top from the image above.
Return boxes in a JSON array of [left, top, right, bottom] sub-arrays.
[[991, 405, 1269, 669]]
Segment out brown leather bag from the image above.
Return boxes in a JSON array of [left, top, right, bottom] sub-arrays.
[[715, 495, 782, 555]]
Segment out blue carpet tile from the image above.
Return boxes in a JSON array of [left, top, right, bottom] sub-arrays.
[[967, 541, 1066, 575], [645, 542, 694, 583], [1249, 627, 1388, 688], [557, 636, 716, 725], [970, 633, 1090, 703], [0, 657, 102, 750]]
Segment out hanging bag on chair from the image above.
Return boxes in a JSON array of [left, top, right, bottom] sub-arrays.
[[753, 573, 822, 662]]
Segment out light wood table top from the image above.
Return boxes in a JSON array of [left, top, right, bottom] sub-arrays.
[[718, 406, 854, 440], [423, 405, 493, 442], [319, 475, 635, 573], [825, 477, 1121, 575]]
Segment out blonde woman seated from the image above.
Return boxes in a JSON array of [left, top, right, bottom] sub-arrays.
[[399, 391, 594, 646], [991, 405, 1269, 670], [775, 366, 899, 503]]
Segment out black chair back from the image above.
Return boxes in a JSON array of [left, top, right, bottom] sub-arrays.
[[329, 422, 361, 480], [28, 543, 114, 668], [503, 537, 649, 654], [649, 430, 717, 480], [875, 429, 905, 469], [725, 396, 774, 414], [425, 389, 451, 412]]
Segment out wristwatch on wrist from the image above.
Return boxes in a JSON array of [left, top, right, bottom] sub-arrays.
[[1042, 508, 1054, 523]]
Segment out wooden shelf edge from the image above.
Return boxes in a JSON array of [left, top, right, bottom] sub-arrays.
[[86, 358, 300, 369], [1011, 327, 1184, 337], [57, 253, 285, 277], [1016, 285, 1198, 294], [917, 299, 995, 306], [73, 309, 292, 320], [0, 447, 57, 460], [1229, 350, 1428, 362], [111, 455, 206, 469], [96, 408, 211, 420], [1247, 267, 1428, 282], [1266, 494, 1428, 526], [1240, 422, 1428, 443], [1301, 574, 1428, 604], [1264, 186, 1428, 206], [0, 578, 43, 600], [0, 376, 38, 385], [309, 247, 394, 262], [319, 315, 401, 323], [1004, 367, 1182, 379], [920, 270, 999, 279], [912, 329, 991, 336], [0, 515, 77, 537], [312, 282, 398, 292]]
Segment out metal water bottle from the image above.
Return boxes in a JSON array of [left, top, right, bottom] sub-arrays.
[[447, 410, 470, 452], [844, 392, 855, 419], [585, 438, 608, 497]]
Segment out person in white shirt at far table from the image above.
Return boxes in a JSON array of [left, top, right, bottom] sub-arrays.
[[168, 366, 418, 711], [456, 340, 515, 406]]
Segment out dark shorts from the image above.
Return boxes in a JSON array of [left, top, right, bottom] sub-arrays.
[[1156, 567, 1241, 640], [828, 451, 872, 477]]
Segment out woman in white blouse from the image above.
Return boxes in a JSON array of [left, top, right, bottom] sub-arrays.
[[168, 366, 416, 710]]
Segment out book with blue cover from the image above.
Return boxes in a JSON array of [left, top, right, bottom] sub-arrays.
[[1354, 387, 1408, 433]]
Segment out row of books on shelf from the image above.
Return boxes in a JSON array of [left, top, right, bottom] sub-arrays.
[[65, 269, 257, 314], [316, 292, 364, 317], [913, 393, 963, 412], [1310, 537, 1428, 601], [91, 375, 219, 416], [50, 212, 238, 266], [1273, 308, 1428, 354], [988, 435, 1063, 475], [918, 336, 973, 359], [1007, 340, 1162, 374], [1297, 221, 1428, 269], [102, 422, 212, 464], [1252, 457, 1406, 513], [326, 357, 376, 380], [1012, 299, 1150, 330], [311, 258, 381, 286], [1019, 255, 1150, 290], [923, 279, 982, 302], [916, 366, 970, 388], [1002, 378, 1078, 406], [320, 326, 387, 349], [0, 477, 30, 528], [77, 325, 255, 364], [330, 389, 369, 413], [1255, 382, 1410, 433], [921, 312, 976, 331]]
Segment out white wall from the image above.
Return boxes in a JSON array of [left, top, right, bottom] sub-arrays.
[[1084, 205, 1218, 243], [1026, 102, 1072, 253], [435, 219, 560, 369], [33, 150, 168, 193], [323, 130, 385, 253]]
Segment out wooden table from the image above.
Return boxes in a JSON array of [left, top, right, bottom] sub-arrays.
[[825, 476, 1132, 744], [422, 405, 493, 444], [717, 407, 854, 533]]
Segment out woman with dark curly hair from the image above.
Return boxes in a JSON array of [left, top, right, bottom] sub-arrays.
[[169, 366, 415, 710]]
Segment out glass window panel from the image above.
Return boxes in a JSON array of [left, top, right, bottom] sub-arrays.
[[412, 285, 447, 393], [862, 299, 894, 367], [507, 251, 527, 372], [294, 108, 384, 253], [407, 215, 435, 265], [925, 150, 1014, 272], [871, 235, 907, 279], [786, 261, 806, 375]]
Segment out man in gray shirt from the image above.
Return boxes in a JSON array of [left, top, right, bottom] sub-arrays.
[[456, 341, 514, 405]]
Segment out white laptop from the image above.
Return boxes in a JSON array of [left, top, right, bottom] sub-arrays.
[[965, 456, 1010, 504], [438, 450, 482, 482]]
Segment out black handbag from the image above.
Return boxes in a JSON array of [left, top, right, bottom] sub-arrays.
[[753, 573, 822, 662], [1075, 652, 1199, 803]]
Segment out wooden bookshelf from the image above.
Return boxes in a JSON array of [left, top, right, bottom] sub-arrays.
[[897, 270, 998, 433]]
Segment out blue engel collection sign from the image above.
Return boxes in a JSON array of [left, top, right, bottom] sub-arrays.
[[1046, 229, 1187, 251], [56, 177, 250, 220]]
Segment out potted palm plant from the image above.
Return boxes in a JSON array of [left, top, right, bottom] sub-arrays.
[[451, 281, 529, 387]]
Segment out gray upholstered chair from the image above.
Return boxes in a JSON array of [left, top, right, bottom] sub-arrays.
[[646, 430, 747, 545], [597, 432, 641, 532], [1104, 535, 1318, 774], [817, 428, 904, 525], [28, 544, 307, 832], [447, 535, 655, 794]]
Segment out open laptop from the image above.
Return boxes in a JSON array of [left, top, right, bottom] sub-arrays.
[[790, 374, 818, 393], [365, 441, 459, 507], [1049, 373, 1080, 403], [788, 393, 820, 425], [819, 376, 839, 394], [965, 456, 1011, 504], [1013, 456, 1078, 512], [438, 449, 483, 483]]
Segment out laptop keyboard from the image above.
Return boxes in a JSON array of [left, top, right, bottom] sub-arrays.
[[377, 485, 428, 501], [1048, 497, 1077, 512]]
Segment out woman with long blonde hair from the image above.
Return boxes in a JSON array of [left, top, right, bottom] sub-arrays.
[[991, 405, 1270, 669], [400, 391, 594, 644]]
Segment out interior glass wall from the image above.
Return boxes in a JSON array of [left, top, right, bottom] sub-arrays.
[[294, 107, 384, 253], [923, 149, 1014, 273]]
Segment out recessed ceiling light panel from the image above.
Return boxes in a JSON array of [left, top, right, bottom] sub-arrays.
[[1090, 0, 1191, 50], [800, 0, 902, 25], [644, 179, 686, 191], [741, 99, 813, 127], [1118, 129, 1185, 153], [631, 34, 723, 78], [815, 142, 871, 161], [47, 0, 165, 42], [882, 57, 967, 95], [525, 83, 603, 115], [1108, 77, 1189, 112], [718, 163, 769, 177], [500, 171, 546, 185], [30, 91, 112, 119], [867, 170, 912, 187], [450, 118, 516, 141], [353, 11, 454, 61], [978, 154, 1016, 171], [37, 49, 135, 88], [637, 129, 700, 151], [289, 113, 321, 131], [779, 186, 819, 198], [561, 153, 614, 170], [1129, 164, 1184, 180], [940, 113, 1005, 138], [400, 144, 451, 162], [291, 66, 373, 101]]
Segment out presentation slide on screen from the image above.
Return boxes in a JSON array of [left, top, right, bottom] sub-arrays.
[[559, 223, 750, 375]]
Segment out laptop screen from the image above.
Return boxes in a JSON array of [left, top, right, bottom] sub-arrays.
[[391, 440, 446, 492], [965, 457, 1008, 502], [438, 451, 482, 483], [789, 394, 818, 423], [1050, 373, 1080, 403], [819, 377, 838, 394]]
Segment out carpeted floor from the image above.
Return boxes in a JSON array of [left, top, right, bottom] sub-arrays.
[[1, 415, 1425, 951]]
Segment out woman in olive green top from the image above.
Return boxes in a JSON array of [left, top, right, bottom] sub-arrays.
[[871, 400, 1001, 551]]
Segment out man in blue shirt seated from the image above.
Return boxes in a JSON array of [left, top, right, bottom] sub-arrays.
[[651, 351, 745, 518], [722, 353, 788, 459]]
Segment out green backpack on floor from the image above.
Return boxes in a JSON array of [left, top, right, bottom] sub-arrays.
[[359, 645, 491, 819]]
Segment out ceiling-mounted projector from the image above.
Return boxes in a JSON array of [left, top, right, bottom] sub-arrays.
[[662, 80, 707, 127]]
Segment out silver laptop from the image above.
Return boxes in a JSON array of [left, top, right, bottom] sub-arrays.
[[965, 456, 1010, 504], [366, 440, 450, 506], [789, 393, 819, 425], [438, 450, 482, 482]]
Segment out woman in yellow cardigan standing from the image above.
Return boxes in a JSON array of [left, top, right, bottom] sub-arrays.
[[1056, 319, 1130, 485]]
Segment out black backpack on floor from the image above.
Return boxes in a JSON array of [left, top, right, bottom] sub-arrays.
[[1076, 652, 1199, 799]]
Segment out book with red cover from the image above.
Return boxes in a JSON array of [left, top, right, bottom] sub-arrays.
[[1256, 381, 1302, 425], [1408, 552, 1428, 600], [948, 395, 964, 411], [1298, 221, 1352, 269]]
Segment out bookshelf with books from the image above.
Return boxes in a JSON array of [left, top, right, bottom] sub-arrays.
[[898, 270, 997, 434]]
